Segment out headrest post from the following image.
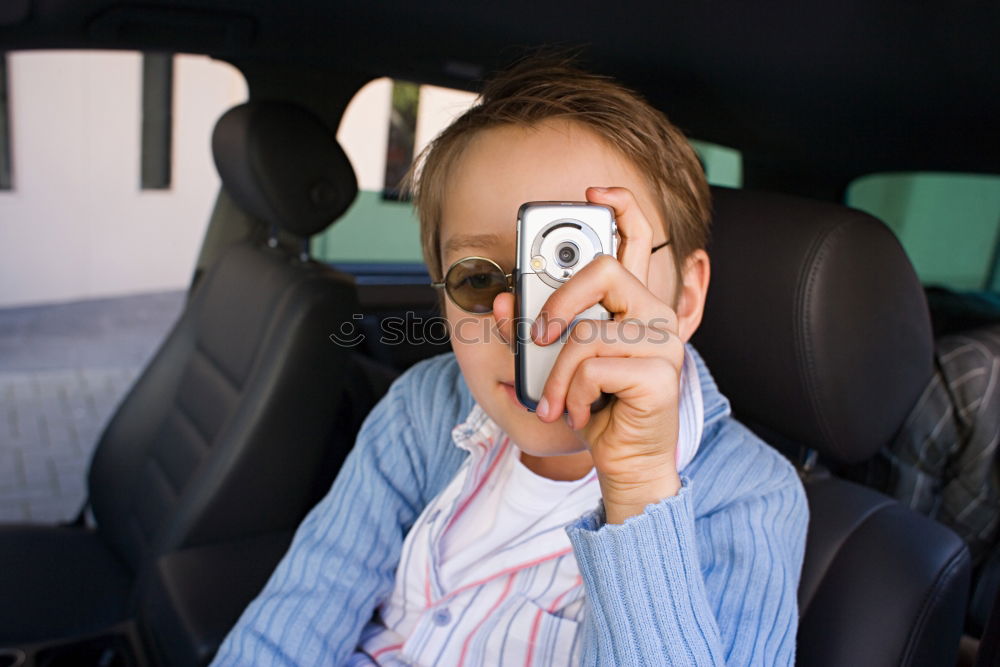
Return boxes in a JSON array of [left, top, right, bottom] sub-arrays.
[[299, 238, 310, 263], [800, 448, 819, 475], [267, 224, 279, 248]]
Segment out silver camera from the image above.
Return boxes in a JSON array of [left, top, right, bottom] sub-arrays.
[[514, 202, 617, 411]]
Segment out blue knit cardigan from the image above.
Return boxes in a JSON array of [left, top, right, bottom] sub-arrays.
[[213, 346, 808, 666]]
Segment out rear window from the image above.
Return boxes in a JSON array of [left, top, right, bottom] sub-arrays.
[[847, 173, 1000, 292], [313, 78, 475, 265], [690, 140, 741, 189], [314, 79, 743, 266]]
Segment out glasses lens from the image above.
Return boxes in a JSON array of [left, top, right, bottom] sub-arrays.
[[445, 258, 507, 313]]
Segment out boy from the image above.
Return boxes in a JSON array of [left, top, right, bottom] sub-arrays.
[[213, 58, 808, 665]]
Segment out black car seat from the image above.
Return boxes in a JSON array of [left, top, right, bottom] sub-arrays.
[[691, 187, 972, 666], [0, 101, 363, 646], [976, 584, 1000, 667]]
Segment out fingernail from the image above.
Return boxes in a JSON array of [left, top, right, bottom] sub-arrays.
[[531, 315, 546, 342], [537, 396, 549, 418], [565, 413, 574, 429], [590, 186, 608, 193]]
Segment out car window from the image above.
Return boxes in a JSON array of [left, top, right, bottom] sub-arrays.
[[690, 139, 742, 189], [847, 173, 1000, 292], [313, 78, 473, 265], [0, 49, 247, 305], [313, 79, 743, 266], [0, 50, 246, 522]]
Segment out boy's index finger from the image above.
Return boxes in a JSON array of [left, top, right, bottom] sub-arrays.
[[532, 255, 638, 344], [532, 256, 607, 345], [586, 186, 653, 287]]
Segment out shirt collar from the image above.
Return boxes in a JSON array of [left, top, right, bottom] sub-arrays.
[[685, 343, 732, 428], [450, 402, 498, 455]]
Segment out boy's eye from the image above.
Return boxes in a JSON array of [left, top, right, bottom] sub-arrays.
[[454, 270, 504, 290], [461, 272, 497, 289]]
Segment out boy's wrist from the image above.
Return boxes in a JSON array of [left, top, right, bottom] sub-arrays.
[[599, 467, 682, 524]]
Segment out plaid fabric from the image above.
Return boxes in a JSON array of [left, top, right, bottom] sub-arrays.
[[848, 324, 1000, 567]]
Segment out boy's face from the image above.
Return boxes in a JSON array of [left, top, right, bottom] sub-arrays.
[[439, 118, 683, 459]]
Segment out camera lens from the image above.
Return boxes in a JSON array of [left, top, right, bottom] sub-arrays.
[[556, 241, 579, 267]]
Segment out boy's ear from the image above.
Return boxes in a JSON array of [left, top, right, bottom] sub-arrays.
[[676, 249, 711, 343]]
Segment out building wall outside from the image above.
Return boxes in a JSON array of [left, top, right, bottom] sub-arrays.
[[0, 51, 246, 307]]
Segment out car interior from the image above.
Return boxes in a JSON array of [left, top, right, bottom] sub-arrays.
[[0, 1, 998, 666]]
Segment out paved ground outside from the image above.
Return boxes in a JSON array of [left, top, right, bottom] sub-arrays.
[[0, 290, 185, 523]]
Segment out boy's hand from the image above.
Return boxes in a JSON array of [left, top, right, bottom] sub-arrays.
[[532, 186, 685, 524]]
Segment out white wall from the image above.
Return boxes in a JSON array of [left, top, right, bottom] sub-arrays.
[[337, 79, 476, 192], [0, 51, 246, 307], [337, 77, 392, 192], [415, 84, 477, 156]]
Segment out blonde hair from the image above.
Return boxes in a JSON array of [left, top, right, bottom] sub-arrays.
[[406, 56, 711, 285]]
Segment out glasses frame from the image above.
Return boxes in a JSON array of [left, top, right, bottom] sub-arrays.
[[430, 256, 513, 314], [431, 239, 671, 314]]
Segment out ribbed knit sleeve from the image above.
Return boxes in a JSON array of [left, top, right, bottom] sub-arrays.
[[566, 419, 808, 666], [211, 354, 469, 667]]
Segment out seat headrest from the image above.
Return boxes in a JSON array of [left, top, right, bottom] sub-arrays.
[[692, 187, 934, 465], [211, 101, 357, 238]]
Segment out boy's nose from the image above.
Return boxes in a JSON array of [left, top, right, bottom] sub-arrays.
[[492, 292, 516, 351]]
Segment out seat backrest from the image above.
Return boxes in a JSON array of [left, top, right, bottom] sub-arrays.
[[845, 322, 1000, 636], [692, 187, 971, 666], [87, 102, 361, 584]]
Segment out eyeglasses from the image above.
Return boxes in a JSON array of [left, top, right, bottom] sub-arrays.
[[431, 239, 671, 314]]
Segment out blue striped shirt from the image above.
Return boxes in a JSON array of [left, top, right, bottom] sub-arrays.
[[212, 345, 808, 665]]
